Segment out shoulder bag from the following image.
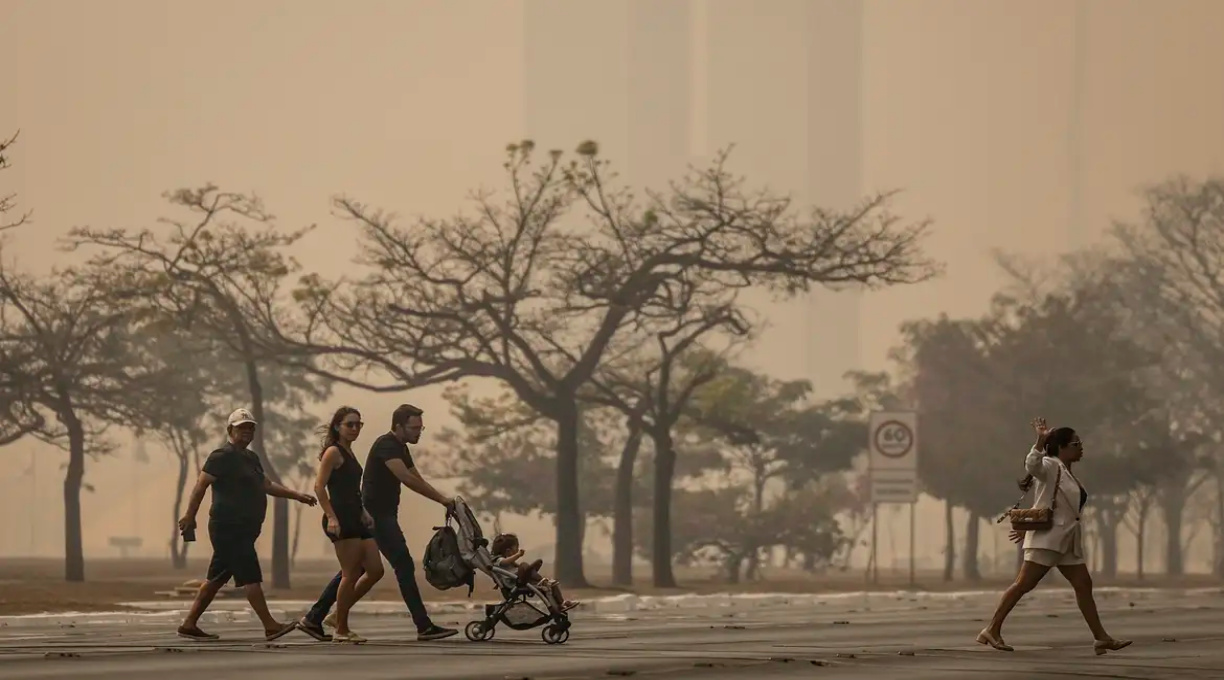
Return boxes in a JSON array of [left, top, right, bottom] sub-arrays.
[[996, 464, 1060, 532]]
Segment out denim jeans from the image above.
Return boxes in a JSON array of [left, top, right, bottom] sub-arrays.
[[304, 513, 433, 632]]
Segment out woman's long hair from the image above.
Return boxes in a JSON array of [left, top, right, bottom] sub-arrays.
[[318, 406, 360, 459], [1018, 426, 1077, 492]]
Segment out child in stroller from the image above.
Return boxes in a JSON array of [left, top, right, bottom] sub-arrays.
[[489, 533, 579, 612], [445, 498, 575, 645]]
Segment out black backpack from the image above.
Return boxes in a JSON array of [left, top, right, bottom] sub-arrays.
[[423, 520, 475, 595]]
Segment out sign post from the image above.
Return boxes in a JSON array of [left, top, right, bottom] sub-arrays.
[[868, 411, 919, 586]]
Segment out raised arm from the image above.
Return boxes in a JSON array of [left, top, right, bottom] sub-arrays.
[[1023, 416, 1054, 479], [1024, 445, 1052, 479], [385, 458, 451, 507]]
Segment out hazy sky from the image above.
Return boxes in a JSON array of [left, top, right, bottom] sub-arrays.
[[3, 0, 1223, 571]]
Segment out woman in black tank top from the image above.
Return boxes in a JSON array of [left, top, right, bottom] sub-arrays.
[[313, 407, 384, 643], [323, 447, 364, 535]]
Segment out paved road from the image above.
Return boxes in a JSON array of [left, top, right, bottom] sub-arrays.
[[3, 588, 1224, 679]]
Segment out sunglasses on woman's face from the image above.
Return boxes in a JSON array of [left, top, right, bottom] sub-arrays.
[[342, 421, 364, 429]]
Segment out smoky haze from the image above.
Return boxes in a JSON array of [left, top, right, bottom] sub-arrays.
[[2, 0, 1223, 580]]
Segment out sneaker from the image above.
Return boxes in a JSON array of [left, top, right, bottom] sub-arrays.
[[417, 624, 458, 641], [297, 617, 332, 642], [176, 625, 219, 641]]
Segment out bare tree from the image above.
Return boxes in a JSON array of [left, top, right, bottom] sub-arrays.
[[62, 186, 326, 588], [0, 252, 159, 581], [1112, 177, 1224, 348], [1109, 176, 1224, 575], [581, 272, 750, 587], [282, 142, 939, 586], [0, 131, 31, 233]]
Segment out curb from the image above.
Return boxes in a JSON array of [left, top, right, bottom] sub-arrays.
[[3, 586, 1218, 628]]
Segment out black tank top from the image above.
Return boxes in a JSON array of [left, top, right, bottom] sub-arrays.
[[326, 446, 364, 514]]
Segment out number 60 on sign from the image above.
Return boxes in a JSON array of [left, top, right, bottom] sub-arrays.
[[868, 411, 918, 472]]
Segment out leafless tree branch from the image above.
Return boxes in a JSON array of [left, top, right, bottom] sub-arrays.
[[275, 141, 939, 585], [0, 131, 31, 233]]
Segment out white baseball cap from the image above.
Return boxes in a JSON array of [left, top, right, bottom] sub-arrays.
[[227, 408, 257, 427]]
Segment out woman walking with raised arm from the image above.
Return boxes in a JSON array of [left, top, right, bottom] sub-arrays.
[[977, 417, 1131, 655], [314, 406, 383, 643]]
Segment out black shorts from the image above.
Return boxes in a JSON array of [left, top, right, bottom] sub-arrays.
[[206, 522, 262, 587], [322, 508, 372, 543]]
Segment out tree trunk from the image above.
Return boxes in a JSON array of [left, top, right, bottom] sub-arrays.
[[962, 512, 981, 582], [745, 550, 762, 581], [243, 359, 290, 589], [802, 551, 817, 572], [1159, 486, 1187, 577], [725, 553, 743, 584], [62, 408, 86, 582], [942, 500, 955, 582], [1099, 516, 1119, 578], [1215, 472, 1224, 578], [611, 424, 643, 587], [752, 467, 766, 515], [649, 426, 678, 588], [170, 446, 189, 569], [1135, 510, 1147, 580], [552, 399, 588, 587], [1090, 497, 1125, 579]]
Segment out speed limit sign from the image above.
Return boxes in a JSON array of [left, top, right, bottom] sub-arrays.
[[869, 411, 918, 472]]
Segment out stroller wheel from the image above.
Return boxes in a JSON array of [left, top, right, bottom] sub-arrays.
[[464, 621, 494, 642], [541, 624, 569, 645]]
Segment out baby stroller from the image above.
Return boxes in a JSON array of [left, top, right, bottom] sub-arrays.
[[444, 498, 574, 645]]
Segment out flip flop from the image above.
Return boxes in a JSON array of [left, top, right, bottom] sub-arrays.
[[264, 621, 298, 641]]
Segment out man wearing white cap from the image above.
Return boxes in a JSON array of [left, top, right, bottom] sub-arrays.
[[176, 408, 319, 641]]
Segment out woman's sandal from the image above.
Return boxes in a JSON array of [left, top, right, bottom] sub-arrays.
[[1094, 638, 1132, 655], [332, 630, 367, 644], [976, 628, 1014, 652]]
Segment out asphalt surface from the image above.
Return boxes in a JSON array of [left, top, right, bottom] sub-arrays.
[[3, 588, 1224, 679]]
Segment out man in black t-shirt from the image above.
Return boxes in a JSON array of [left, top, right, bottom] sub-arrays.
[[300, 404, 458, 642], [176, 408, 319, 641]]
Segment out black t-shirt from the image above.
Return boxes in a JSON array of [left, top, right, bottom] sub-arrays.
[[202, 442, 267, 527], [361, 433, 415, 515]]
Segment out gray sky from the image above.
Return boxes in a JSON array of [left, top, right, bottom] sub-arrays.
[[2, 0, 1222, 571]]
